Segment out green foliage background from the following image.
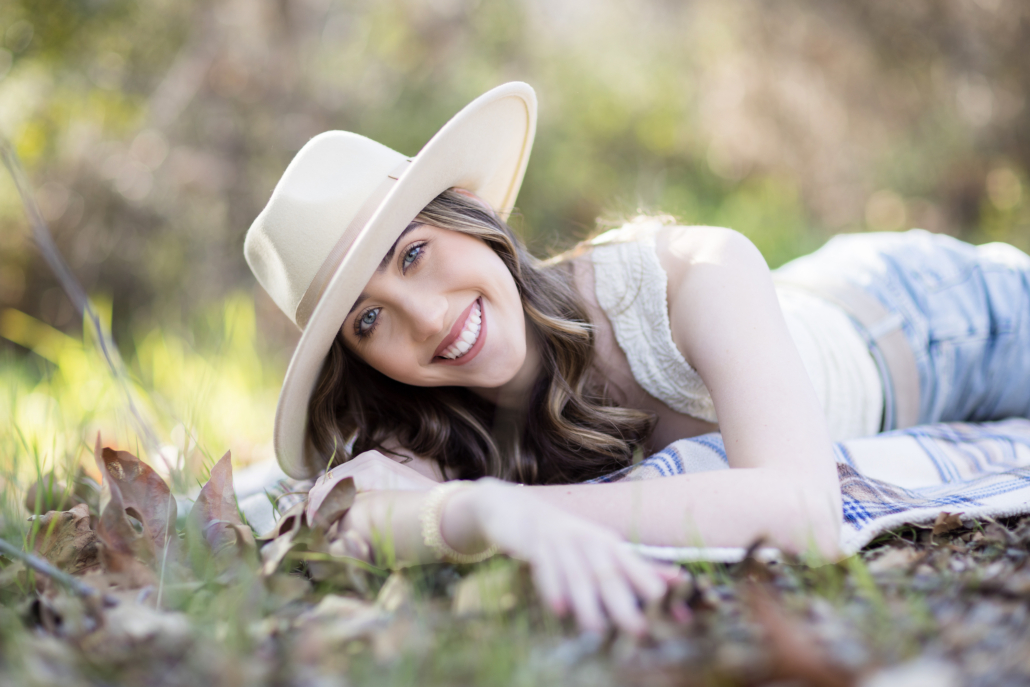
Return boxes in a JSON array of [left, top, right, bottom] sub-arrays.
[[1, 0, 1028, 473]]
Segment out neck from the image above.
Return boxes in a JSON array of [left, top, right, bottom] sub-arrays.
[[469, 314, 542, 410]]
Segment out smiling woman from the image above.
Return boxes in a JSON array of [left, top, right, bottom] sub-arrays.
[[306, 188, 653, 486], [244, 83, 1030, 635]]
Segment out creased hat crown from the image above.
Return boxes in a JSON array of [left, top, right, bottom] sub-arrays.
[[244, 132, 407, 327]]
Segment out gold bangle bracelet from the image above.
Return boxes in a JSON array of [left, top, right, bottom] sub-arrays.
[[419, 480, 499, 564]]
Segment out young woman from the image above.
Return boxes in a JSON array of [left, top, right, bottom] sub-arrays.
[[244, 83, 1030, 634]]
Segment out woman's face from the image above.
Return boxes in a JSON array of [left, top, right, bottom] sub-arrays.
[[341, 223, 530, 393]]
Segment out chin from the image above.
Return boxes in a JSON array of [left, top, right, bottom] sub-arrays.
[[475, 344, 527, 387]]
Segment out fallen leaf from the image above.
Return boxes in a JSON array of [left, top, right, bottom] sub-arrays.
[[260, 502, 306, 576], [97, 463, 153, 563], [0, 561, 28, 591], [745, 583, 855, 687], [188, 451, 255, 558], [376, 572, 413, 613], [931, 512, 965, 536], [95, 471, 158, 589], [263, 499, 307, 540], [293, 594, 389, 656], [24, 472, 84, 514], [867, 546, 924, 574], [264, 573, 311, 607], [94, 435, 177, 557], [452, 563, 519, 617], [87, 601, 194, 658], [31, 503, 101, 578], [295, 594, 376, 625], [31, 589, 99, 638], [305, 472, 356, 531]]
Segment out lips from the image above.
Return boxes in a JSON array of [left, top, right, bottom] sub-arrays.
[[433, 297, 487, 365]]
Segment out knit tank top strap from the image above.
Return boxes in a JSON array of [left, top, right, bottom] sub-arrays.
[[589, 223, 718, 423]]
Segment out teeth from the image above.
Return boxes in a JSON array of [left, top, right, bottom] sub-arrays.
[[440, 301, 482, 360]]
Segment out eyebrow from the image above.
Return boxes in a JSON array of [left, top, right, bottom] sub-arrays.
[[346, 222, 420, 318]]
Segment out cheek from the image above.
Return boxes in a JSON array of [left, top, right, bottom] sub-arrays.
[[363, 340, 418, 382]]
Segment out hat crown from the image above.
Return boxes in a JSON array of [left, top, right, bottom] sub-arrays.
[[244, 132, 407, 326]]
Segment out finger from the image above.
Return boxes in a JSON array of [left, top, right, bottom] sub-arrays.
[[555, 543, 607, 633], [584, 546, 648, 636], [614, 546, 668, 603], [529, 545, 568, 617]]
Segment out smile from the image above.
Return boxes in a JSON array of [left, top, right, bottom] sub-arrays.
[[434, 298, 487, 364]]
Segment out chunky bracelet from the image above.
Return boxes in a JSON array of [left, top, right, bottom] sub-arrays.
[[419, 480, 499, 564]]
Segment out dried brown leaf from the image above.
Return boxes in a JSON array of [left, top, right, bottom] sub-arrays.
[[982, 520, 1016, 546], [95, 470, 158, 589], [24, 472, 84, 514], [867, 546, 925, 574], [31, 589, 100, 639], [94, 435, 177, 557], [265, 499, 307, 540], [931, 511, 965, 536], [452, 564, 519, 617], [31, 503, 101, 578], [293, 594, 389, 659], [97, 465, 152, 561], [264, 573, 311, 606], [745, 583, 855, 687], [188, 451, 252, 553], [305, 472, 356, 531], [0, 561, 28, 591], [259, 502, 306, 576], [84, 601, 194, 659], [376, 572, 413, 613]]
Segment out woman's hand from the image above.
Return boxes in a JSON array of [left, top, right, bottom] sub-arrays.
[[336, 477, 679, 635], [321, 450, 441, 493], [448, 478, 676, 636]]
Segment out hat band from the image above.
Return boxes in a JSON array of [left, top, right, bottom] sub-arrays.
[[295, 159, 412, 329]]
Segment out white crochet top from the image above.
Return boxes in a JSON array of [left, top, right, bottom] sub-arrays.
[[590, 223, 883, 441]]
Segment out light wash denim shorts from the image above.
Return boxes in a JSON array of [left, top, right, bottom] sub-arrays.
[[775, 229, 1030, 431]]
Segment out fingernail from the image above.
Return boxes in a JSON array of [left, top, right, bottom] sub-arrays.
[[671, 601, 692, 624]]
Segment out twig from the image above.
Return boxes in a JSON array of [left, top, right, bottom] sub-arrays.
[[0, 536, 119, 607], [0, 134, 166, 470]]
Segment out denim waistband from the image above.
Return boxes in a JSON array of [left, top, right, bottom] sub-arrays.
[[774, 274, 920, 432]]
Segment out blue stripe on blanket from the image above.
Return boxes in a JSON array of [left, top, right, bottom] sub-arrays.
[[591, 418, 1030, 552]]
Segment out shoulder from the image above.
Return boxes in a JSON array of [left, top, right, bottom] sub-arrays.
[[377, 436, 449, 482], [658, 226, 781, 373], [653, 225, 768, 297], [567, 221, 768, 303]]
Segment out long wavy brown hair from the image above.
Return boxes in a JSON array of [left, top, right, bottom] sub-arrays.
[[307, 189, 655, 484]]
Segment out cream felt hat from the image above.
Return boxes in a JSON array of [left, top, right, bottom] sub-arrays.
[[245, 82, 537, 479]]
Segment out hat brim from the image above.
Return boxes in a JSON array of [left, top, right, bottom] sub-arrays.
[[273, 82, 537, 479]]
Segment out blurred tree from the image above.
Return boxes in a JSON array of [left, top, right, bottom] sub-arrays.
[[0, 0, 1026, 366]]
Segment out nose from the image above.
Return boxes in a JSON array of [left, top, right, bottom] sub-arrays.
[[398, 289, 449, 343]]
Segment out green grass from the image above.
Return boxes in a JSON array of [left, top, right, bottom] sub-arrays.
[[3, 294, 1030, 686]]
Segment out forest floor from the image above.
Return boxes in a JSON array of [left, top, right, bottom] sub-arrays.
[[2, 444, 1029, 687]]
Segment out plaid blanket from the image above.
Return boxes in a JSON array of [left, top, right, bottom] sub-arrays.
[[596, 418, 1030, 556], [238, 419, 1030, 559]]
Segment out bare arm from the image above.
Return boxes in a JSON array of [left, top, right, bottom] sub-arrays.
[[449, 226, 842, 555], [338, 228, 843, 631]]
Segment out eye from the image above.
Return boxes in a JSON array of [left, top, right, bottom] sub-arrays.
[[401, 241, 427, 271], [354, 307, 381, 338]]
